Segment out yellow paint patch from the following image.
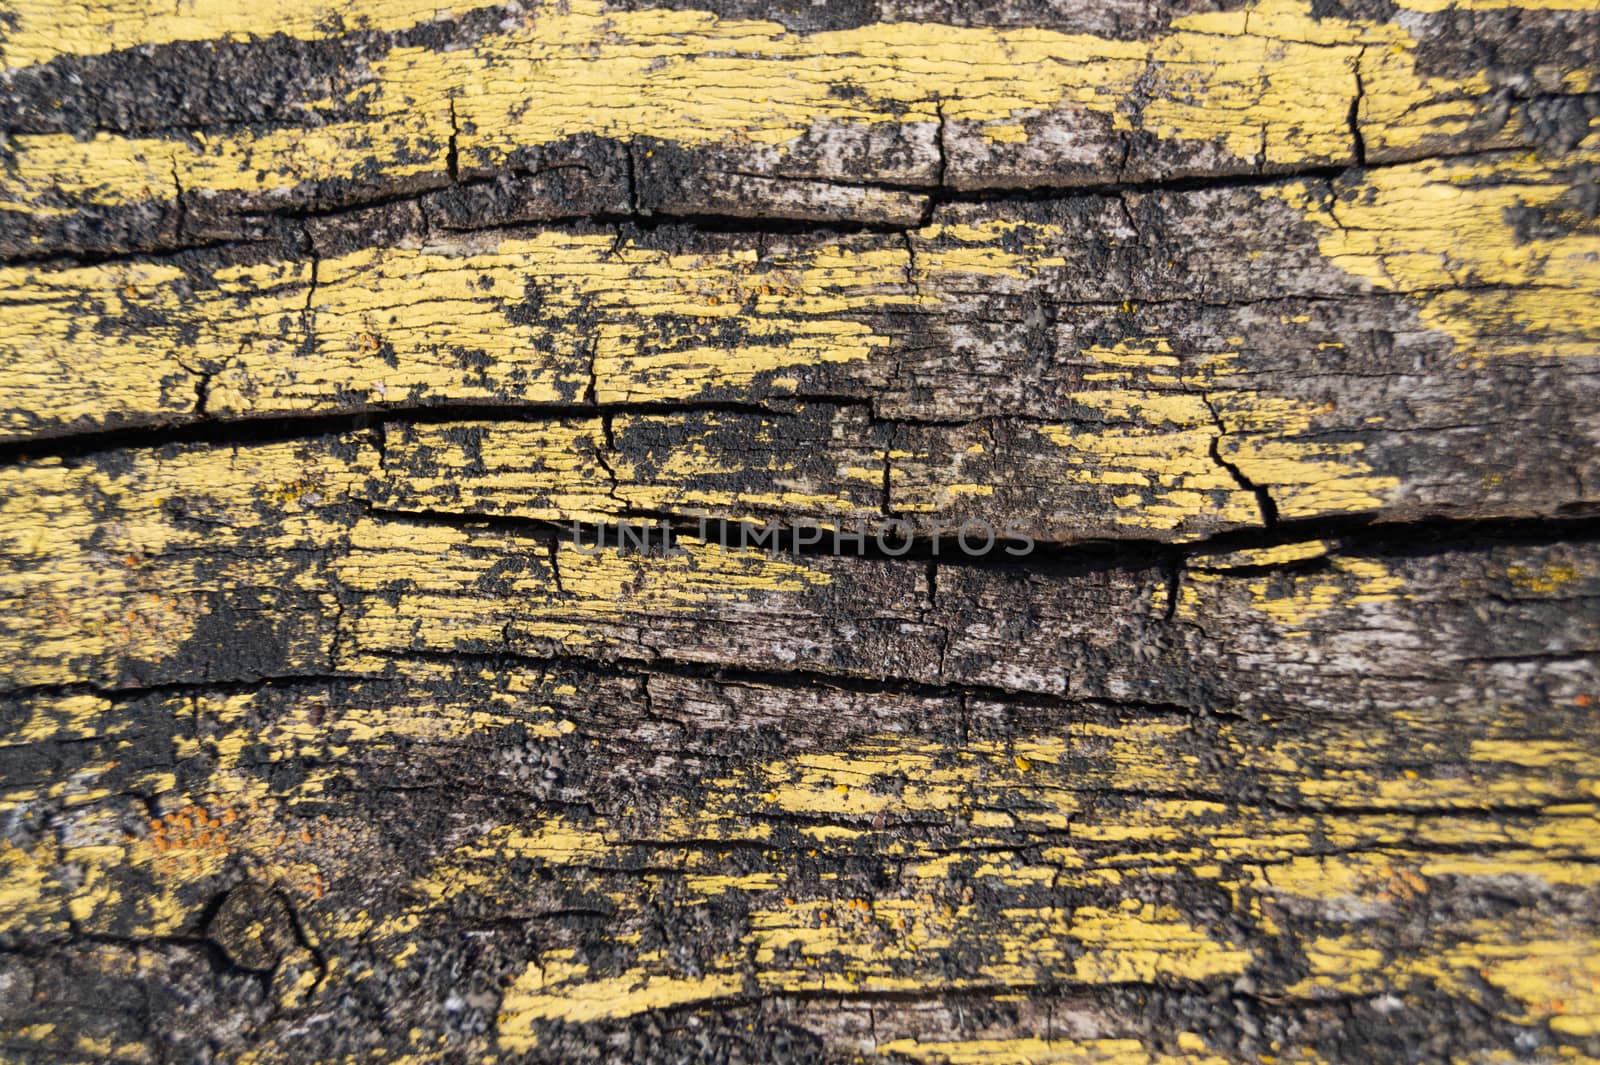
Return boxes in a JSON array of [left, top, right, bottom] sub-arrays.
[[1, 231, 917, 434], [376, 420, 618, 523], [0, 437, 373, 688], [1240, 556, 1405, 628], [1508, 561, 1585, 594], [336, 520, 835, 657], [1192, 540, 1334, 570], [0, 257, 305, 438], [1469, 939, 1600, 1036], [1029, 342, 1396, 533], [1264, 141, 1600, 363], [499, 966, 743, 1042], [1393, 0, 1600, 12], [876, 1036, 1233, 1064]]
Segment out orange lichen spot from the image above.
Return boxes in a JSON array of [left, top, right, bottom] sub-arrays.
[[147, 804, 231, 853]]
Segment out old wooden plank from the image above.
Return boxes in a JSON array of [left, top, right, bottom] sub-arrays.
[[4, 142, 1596, 543], [2, 0, 1598, 1060], [2, 647, 1593, 1057], [4, 429, 1596, 696], [2, 0, 1596, 254]]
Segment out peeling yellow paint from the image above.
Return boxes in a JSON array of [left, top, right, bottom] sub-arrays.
[[1192, 540, 1334, 570], [337, 520, 835, 657], [0, 0, 499, 70], [1264, 138, 1600, 363], [8, 0, 1564, 231], [0, 437, 374, 688], [875, 1036, 1233, 1064]]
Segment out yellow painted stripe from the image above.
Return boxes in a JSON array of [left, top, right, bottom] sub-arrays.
[[5, 146, 1594, 537], [0, 231, 909, 438], [0, 0, 501, 72], [0, 256, 307, 437]]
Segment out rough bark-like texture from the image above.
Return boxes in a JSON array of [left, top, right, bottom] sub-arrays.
[[2, 1, 1598, 1063]]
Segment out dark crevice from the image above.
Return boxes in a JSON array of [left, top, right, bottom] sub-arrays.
[[416, 909, 618, 931], [624, 141, 641, 216], [714, 165, 937, 203], [1350, 48, 1368, 167], [270, 887, 328, 985], [371, 420, 390, 469], [1210, 431, 1280, 528], [301, 238, 321, 313], [1160, 551, 1183, 623], [881, 423, 898, 518], [545, 539, 566, 596], [0, 410, 374, 466], [0, 399, 799, 468], [582, 339, 600, 408], [355, 649, 1174, 718], [929, 99, 949, 224], [446, 98, 461, 183], [1115, 190, 1141, 240], [168, 159, 187, 243], [356, 499, 1600, 578], [0, 672, 381, 706], [50, 929, 248, 982], [192, 369, 213, 417], [1202, 394, 1280, 528], [1, 371, 1592, 560], [592, 414, 624, 505]]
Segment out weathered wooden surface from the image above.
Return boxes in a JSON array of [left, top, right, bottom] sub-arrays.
[[2, 0, 1599, 1061]]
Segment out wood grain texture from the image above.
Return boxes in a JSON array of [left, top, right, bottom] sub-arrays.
[[1, 0, 1598, 1062]]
